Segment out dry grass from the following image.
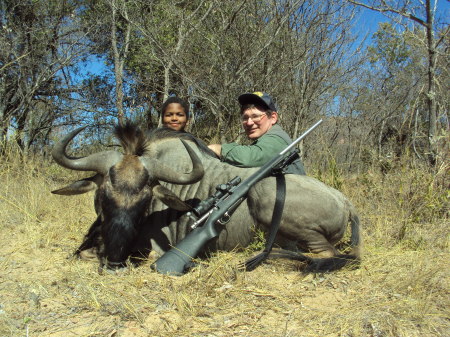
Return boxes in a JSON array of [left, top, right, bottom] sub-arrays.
[[0, 145, 448, 337]]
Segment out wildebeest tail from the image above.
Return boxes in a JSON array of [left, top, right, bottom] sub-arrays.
[[349, 205, 362, 259]]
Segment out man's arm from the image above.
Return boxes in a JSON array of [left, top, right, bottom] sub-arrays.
[[221, 135, 288, 168]]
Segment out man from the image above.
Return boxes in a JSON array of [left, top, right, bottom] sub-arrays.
[[208, 92, 306, 175]]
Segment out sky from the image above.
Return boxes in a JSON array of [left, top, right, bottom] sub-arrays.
[[356, 0, 449, 40]]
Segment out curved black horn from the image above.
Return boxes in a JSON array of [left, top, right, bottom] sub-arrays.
[[52, 126, 123, 175], [141, 139, 204, 185]]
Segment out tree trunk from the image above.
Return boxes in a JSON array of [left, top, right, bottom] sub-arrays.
[[111, 0, 130, 126], [158, 63, 172, 128], [425, 0, 437, 165]]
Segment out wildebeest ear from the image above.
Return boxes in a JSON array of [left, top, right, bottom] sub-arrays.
[[152, 184, 192, 211], [51, 174, 102, 195]]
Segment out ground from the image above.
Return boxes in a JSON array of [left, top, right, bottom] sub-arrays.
[[0, 161, 448, 336]]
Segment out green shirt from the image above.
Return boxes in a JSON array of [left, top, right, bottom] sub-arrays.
[[221, 124, 306, 175]]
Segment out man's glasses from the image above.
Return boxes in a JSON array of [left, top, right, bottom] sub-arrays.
[[241, 113, 267, 123]]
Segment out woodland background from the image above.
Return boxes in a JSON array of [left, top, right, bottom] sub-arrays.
[[1, 0, 448, 171]]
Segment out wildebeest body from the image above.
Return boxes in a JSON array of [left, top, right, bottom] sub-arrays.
[[52, 124, 361, 271]]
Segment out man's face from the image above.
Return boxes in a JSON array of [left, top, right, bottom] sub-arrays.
[[241, 106, 277, 139]]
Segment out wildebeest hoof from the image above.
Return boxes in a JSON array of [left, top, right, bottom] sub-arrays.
[[78, 248, 98, 261], [98, 261, 128, 275], [304, 255, 360, 273]]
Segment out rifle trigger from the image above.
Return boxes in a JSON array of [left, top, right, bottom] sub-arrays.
[[217, 197, 244, 226], [218, 213, 231, 225]]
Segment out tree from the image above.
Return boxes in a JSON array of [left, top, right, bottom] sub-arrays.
[[110, 0, 131, 126], [362, 23, 418, 158], [78, 0, 137, 127], [0, 0, 94, 152], [122, 0, 215, 128], [348, 0, 450, 165]]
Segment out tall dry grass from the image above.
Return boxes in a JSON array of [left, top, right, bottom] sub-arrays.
[[0, 142, 448, 336]]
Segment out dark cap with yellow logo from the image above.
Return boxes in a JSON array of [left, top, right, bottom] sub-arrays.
[[238, 92, 277, 111]]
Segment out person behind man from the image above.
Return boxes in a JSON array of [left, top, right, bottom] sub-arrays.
[[160, 96, 190, 131], [208, 92, 306, 175]]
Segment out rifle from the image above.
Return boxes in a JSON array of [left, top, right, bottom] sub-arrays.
[[152, 120, 323, 275]]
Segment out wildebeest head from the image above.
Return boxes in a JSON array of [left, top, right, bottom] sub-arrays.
[[51, 123, 204, 266], [52, 123, 204, 201]]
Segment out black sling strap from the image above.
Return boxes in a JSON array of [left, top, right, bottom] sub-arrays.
[[242, 173, 286, 271]]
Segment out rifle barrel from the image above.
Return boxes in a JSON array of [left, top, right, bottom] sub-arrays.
[[280, 119, 323, 155]]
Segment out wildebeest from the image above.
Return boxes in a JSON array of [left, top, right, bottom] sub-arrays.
[[52, 123, 361, 272]]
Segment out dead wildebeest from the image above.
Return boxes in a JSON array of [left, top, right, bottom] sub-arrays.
[[52, 123, 361, 273]]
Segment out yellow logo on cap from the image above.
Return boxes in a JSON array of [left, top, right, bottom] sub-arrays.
[[253, 91, 264, 97]]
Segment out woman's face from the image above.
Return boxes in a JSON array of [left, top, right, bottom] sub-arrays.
[[162, 103, 188, 131]]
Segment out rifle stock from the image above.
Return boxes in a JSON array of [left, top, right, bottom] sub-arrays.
[[152, 120, 322, 275], [151, 192, 247, 275], [150, 220, 218, 275]]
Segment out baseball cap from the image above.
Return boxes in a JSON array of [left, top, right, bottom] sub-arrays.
[[238, 92, 277, 111]]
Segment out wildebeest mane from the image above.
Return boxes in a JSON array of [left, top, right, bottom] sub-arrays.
[[146, 126, 218, 158], [113, 123, 217, 158], [114, 122, 148, 156]]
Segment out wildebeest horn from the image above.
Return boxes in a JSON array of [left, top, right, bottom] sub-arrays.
[[52, 126, 123, 175], [141, 139, 204, 185]]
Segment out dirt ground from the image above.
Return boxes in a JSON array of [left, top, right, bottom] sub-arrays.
[[0, 162, 448, 336], [1, 219, 448, 336]]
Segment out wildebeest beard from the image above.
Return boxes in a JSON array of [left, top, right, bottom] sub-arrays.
[[96, 179, 153, 266]]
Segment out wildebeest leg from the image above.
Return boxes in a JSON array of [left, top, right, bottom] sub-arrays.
[[74, 215, 102, 259], [268, 236, 351, 272], [296, 228, 361, 272], [274, 235, 300, 252], [297, 230, 340, 257]]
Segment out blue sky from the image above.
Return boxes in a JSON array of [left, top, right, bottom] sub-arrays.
[[356, 0, 449, 38]]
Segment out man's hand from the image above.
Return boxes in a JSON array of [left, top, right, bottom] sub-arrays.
[[207, 144, 222, 158]]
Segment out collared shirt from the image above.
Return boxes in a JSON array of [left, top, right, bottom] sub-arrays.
[[220, 124, 306, 175]]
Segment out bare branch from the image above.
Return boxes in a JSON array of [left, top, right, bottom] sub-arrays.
[[347, 0, 427, 26]]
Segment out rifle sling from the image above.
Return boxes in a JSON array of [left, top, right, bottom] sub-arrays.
[[243, 173, 286, 271]]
